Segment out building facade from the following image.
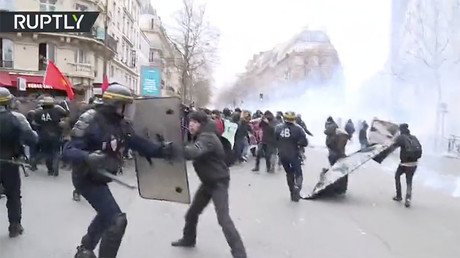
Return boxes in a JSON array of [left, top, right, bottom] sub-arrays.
[[223, 29, 342, 104], [0, 0, 115, 101], [0, 0, 181, 101], [139, 3, 183, 97]]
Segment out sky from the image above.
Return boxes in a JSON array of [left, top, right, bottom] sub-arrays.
[[150, 0, 391, 93]]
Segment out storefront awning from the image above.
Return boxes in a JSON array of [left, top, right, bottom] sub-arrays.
[[0, 71, 12, 86], [2, 73, 65, 91]]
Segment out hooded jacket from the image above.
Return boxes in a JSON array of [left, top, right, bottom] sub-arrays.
[[184, 120, 230, 184]]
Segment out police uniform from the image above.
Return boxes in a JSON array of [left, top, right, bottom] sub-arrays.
[[63, 84, 172, 258], [275, 112, 308, 202], [33, 96, 68, 176], [0, 87, 38, 238]]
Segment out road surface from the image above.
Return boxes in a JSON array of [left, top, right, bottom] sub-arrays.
[[1, 147, 459, 258]]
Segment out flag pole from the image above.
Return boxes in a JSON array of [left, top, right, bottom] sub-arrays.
[[102, 0, 109, 93]]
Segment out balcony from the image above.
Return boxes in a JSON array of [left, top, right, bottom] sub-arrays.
[[106, 34, 118, 52], [0, 60, 13, 69]]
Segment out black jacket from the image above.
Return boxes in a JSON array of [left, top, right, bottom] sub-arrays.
[[359, 122, 369, 145], [275, 122, 308, 159], [34, 105, 68, 140], [235, 120, 251, 141], [260, 119, 277, 146], [345, 121, 355, 135], [392, 132, 419, 163], [184, 121, 230, 184]]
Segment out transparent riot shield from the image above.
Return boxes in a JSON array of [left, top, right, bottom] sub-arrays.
[[132, 97, 190, 204]]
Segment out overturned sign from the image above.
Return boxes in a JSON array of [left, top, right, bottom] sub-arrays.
[[303, 119, 399, 199], [132, 97, 190, 204]]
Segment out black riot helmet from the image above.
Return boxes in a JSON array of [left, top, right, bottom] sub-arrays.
[[102, 83, 134, 118], [102, 83, 134, 106], [0, 87, 13, 106]]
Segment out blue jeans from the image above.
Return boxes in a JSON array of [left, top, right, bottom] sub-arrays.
[[72, 174, 122, 250]]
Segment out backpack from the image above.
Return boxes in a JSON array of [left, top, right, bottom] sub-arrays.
[[404, 135, 422, 160]]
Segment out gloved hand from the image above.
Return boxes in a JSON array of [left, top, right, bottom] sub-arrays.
[[86, 151, 107, 171]]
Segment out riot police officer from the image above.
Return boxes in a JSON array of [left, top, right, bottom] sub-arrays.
[[33, 96, 68, 176], [63, 83, 173, 258], [0, 87, 38, 237], [275, 111, 308, 202]]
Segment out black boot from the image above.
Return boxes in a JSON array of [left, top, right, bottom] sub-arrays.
[[286, 174, 297, 202], [8, 223, 24, 238], [171, 238, 196, 247], [251, 166, 259, 172], [405, 198, 411, 208], [393, 196, 402, 202], [74, 245, 96, 258], [292, 175, 303, 202]]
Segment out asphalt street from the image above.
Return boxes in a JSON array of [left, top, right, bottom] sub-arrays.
[[1, 147, 459, 258]]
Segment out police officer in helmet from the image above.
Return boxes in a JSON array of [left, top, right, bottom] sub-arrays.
[[0, 87, 38, 237], [63, 83, 173, 258], [275, 111, 308, 202], [33, 95, 68, 176]]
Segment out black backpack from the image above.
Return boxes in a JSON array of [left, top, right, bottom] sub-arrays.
[[404, 135, 422, 160]]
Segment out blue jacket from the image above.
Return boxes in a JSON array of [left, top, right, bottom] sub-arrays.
[[63, 107, 163, 179]]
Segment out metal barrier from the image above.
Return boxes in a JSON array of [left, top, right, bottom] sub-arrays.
[[447, 135, 460, 154]]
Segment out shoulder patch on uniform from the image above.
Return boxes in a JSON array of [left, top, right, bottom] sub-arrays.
[[71, 109, 97, 138]]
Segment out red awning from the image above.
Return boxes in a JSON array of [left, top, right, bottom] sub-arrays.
[[9, 74, 65, 91], [0, 71, 12, 86]]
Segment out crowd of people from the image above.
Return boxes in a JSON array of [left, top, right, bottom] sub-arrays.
[[0, 83, 422, 258]]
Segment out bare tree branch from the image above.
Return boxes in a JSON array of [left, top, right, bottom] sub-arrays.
[[168, 0, 219, 105]]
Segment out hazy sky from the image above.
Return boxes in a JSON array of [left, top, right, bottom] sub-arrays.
[[150, 0, 391, 92]]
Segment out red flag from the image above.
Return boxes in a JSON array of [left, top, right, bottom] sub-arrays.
[[43, 61, 75, 101], [101, 74, 109, 93]]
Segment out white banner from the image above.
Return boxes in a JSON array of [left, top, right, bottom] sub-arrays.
[[17, 77, 26, 91]]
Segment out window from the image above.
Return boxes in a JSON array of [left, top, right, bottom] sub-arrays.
[[74, 49, 86, 63], [75, 3, 88, 11], [121, 42, 125, 62], [149, 48, 156, 62], [110, 65, 114, 77], [150, 18, 155, 30], [0, 38, 13, 68], [40, 0, 57, 11], [122, 16, 126, 34], [94, 57, 98, 76], [38, 43, 55, 70]]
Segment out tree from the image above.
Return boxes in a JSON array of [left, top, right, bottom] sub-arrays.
[[398, 0, 459, 147], [170, 0, 219, 105]]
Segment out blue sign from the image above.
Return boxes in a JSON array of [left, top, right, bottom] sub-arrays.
[[140, 66, 161, 96]]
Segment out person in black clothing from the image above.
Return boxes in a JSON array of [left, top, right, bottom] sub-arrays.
[[295, 114, 313, 163], [275, 111, 308, 202], [252, 111, 277, 173], [0, 87, 38, 238], [359, 120, 369, 149], [33, 96, 68, 176], [390, 123, 422, 208], [233, 111, 252, 163], [295, 114, 313, 137], [171, 111, 247, 258], [345, 119, 356, 140], [64, 84, 172, 258], [323, 116, 349, 195]]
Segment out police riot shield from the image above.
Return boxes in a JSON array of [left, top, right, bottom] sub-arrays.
[[132, 97, 190, 204], [303, 119, 399, 199]]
